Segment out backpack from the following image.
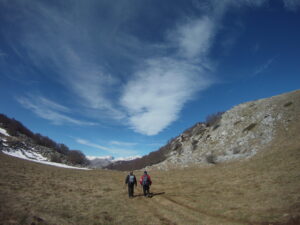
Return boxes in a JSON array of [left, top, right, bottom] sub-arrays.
[[142, 175, 149, 186], [129, 175, 135, 184]]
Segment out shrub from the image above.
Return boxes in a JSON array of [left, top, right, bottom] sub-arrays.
[[50, 154, 62, 163], [68, 150, 88, 165], [206, 112, 224, 128], [243, 123, 257, 132], [206, 154, 217, 164], [233, 148, 240, 154], [284, 101, 293, 107], [192, 140, 198, 150], [234, 120, 241, 126]]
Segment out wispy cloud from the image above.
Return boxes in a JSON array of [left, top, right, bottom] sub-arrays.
[[109, 141, 137, 147], [169, 16, 215, 59], [59, 47, 125, 120], [76, 138, 138, 156], [0, 50, 7, 58], [17, 95, 96, 126], [14, 1, 126, 120], [283, 0, 300, 11], [254, 56, 278, 75]]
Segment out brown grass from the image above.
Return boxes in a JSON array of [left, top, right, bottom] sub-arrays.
[[1, 137, 299, 225]]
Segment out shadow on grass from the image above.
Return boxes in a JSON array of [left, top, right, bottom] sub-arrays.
[[133, 192, 165, 198]]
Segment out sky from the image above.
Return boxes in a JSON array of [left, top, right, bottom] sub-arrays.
[[0, 0, 300, 159]]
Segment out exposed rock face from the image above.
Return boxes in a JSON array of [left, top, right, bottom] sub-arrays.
[[147, 89, 300, 170]]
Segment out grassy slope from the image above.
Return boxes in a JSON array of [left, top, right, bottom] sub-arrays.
[[0, 137, 299, 225]]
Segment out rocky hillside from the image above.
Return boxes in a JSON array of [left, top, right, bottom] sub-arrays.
[[107, 89, 300, 170]]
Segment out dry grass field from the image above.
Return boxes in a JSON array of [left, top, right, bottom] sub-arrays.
[[1, 132, 300, 225]]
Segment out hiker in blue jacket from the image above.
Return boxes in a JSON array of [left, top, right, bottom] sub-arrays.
[[125, 171, 137, 198]]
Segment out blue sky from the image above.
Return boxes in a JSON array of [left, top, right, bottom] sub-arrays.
[[0, 0, 299, 158]]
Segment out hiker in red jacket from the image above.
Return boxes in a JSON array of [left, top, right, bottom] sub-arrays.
[[139, 171, 152, 197]]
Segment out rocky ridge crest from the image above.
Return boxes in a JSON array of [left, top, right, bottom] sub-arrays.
[[146, 90, 299, 170]]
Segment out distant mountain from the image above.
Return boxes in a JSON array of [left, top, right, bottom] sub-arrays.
[[87, 155, 141, 168], [106, 89, 300, 171], [0, 114, 88, 168]]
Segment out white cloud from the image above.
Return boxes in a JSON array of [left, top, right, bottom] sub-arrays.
[[121, 58, 213, 135], [17, 95, 96, 126], [170, 16, 215, 59], [283, 0, 300, 11], [76, 138, 138, 156], [119, 7, 219, 136]]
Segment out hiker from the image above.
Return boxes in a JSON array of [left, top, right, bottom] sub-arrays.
[[139, 171, 152, 197], [125, 171, 137, 198]]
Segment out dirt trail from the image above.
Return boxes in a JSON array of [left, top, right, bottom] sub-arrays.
[[124, 187, 247, 225]]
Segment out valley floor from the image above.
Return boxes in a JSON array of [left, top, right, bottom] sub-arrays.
[[0, 140, 300, 225]]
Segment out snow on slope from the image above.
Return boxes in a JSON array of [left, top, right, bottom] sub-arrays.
[[0, 128, 10, 136], [87, 155, 141, 168], [87, 155, 114, 160], [113, 155, 141, 162], [87, 155, 141, 161], [2, 149, 90, 170]]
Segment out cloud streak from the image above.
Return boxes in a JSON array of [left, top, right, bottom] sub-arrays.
[[109, 141, 137, 147], [254, 56, 278, 75], [283, 0, 300, 11], [17, 95, 96, 126], [76, 138, 138, 156], [13, 0, 126, 121]]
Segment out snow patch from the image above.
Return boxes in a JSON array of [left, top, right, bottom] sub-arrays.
[[112, 155, 141, 162], [87, 155, 141, 162], [87, 155, 113, 160], [2, 149, 90, 170], [0, 128, 10, 136]]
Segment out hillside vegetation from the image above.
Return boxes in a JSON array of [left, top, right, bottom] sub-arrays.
[[1, 132, 299, 225]]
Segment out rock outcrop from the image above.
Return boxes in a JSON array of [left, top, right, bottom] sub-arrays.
[[147, 89, 299, 170]]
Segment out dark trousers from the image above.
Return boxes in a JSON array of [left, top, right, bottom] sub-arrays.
[[143, 185, 150, 196], [128, 184, 135, 197]]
